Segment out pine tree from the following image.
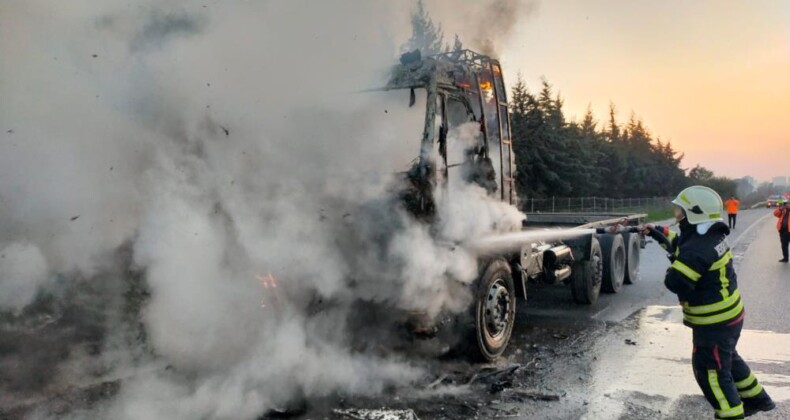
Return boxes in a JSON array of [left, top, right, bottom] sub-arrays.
[[402, 0, 445, 55], [452, 34, 463, 51]]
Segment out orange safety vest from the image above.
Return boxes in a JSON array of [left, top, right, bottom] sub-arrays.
[[724, 198, 740, 214], [775, 208, 790, 233]]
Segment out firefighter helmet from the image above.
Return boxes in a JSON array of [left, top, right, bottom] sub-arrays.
[[672, 186, 724, 225]]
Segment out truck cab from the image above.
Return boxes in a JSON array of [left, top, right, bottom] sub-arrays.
[[386, 49, 516, 218]]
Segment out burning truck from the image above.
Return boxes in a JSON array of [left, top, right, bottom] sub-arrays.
[[381, 49, 645, 361]]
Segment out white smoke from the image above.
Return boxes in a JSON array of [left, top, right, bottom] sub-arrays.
[[1, 1, 528, 419], [0, 243, 50, 314]]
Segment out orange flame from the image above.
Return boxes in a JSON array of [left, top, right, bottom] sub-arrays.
[[479, 81, 493, 91], [256, 272, 278, 289]]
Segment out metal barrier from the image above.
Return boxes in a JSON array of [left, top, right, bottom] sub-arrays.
[[522, 197, 673, 213]]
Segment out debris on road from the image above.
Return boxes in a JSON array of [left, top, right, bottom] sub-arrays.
[[426, 373, 449, 389], [508, 389, 563, 402], [625, 338, 637, 346], [467, 363, 520, 386], [333, 408, 420, 420]]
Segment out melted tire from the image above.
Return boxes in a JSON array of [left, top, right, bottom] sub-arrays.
[[599, 234, 626, 293], [571, 238, 603, 304]]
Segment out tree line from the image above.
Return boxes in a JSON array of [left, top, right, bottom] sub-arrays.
[[509, 78, 736, 200]]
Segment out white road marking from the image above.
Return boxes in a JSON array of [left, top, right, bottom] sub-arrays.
[[731, 211, 774, 248]]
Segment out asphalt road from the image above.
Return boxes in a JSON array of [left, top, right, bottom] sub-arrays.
[[515, 208, 790, 419]]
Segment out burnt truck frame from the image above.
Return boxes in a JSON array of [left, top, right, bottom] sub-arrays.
[[387, 49, 645, 361]]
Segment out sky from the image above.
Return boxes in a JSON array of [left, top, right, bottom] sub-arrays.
[[440, 0, 790, 182]]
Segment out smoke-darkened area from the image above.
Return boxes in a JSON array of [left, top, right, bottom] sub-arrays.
[[0, 1, 529, 419]]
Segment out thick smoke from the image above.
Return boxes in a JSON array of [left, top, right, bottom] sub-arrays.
[[471, 0, 538, 56], [0, 243, 49, 314], [0, 1, 525, 419], [430, 0, 539, 56]]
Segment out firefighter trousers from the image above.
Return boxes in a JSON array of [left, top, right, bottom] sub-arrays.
[[692, 321, 771, 419]]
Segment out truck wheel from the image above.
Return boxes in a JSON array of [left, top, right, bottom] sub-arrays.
[[623, 232, 641, 284], [571, 238, 603, 304], [599, 234, 626, 293], [472, 259, 516, 362]]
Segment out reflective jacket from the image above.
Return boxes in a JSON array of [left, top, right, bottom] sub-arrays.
[[650, 221, 742, 328], [724, 198, 740, 214], [774, 207, 790, 233]]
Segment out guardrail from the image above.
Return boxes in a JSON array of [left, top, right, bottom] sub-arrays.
[[522, 197, 672, 213]]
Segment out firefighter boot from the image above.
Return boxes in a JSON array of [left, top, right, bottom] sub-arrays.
[[742, 391, 775, 417], [730, 355, 775, 417]]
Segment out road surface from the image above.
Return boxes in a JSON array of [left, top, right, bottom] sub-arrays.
[[283, 208, 790, 420]]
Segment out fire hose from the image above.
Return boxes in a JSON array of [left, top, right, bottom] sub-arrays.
[[595, 225, 671, 249]]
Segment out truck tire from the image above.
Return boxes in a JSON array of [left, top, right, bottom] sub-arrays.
[[571, 238, 603, 304], [599, 234, 626, 293], [623, 232, 641, 284], [471, 259, 516, 362]]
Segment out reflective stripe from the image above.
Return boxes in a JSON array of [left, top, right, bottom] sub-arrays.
[[684, 300, 744, 325], [709, 370, 731, 410], [720, 266, 730, 300], [710, 251, 733, 271], [739, 383, 764, 399], [672, 260, 702, 281], [683, 290, 740, 315], [716, 404, 744, 418], [710, 251, 733, 301], [735, 373, 756, 389]]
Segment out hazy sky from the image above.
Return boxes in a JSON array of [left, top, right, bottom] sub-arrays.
[[471, 0, 790, 182]]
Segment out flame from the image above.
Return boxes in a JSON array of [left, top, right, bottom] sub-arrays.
[[255, 272, 280, 309], [256, 272, 278, 289], [479, 81, 493, 91]]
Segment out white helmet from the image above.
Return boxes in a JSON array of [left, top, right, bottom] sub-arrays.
[[672, 186, 724, 225]]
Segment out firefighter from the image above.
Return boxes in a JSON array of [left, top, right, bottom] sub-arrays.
[[724, 196, 740, 229], [775, 199, 790, 263], [643, 186, 775, 419]]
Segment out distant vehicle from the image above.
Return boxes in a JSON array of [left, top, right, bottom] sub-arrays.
[[767, 195, 780, 208]]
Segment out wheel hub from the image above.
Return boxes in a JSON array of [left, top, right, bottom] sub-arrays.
[[485, 280, 511, 338]]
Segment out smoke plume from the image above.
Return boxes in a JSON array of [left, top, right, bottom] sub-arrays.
[[428, 0, 538, 56], [0, 1, 525, 419]]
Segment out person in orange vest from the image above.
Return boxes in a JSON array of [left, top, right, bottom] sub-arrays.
[[775, 199, 790, 263], [724, 196, 740, 229]]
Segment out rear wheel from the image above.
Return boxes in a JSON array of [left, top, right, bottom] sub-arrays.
[[472, 259, 516, 362], [571, 238, 603, 304], [600, 234, 626, 293], [623, 232, 641, 284]]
